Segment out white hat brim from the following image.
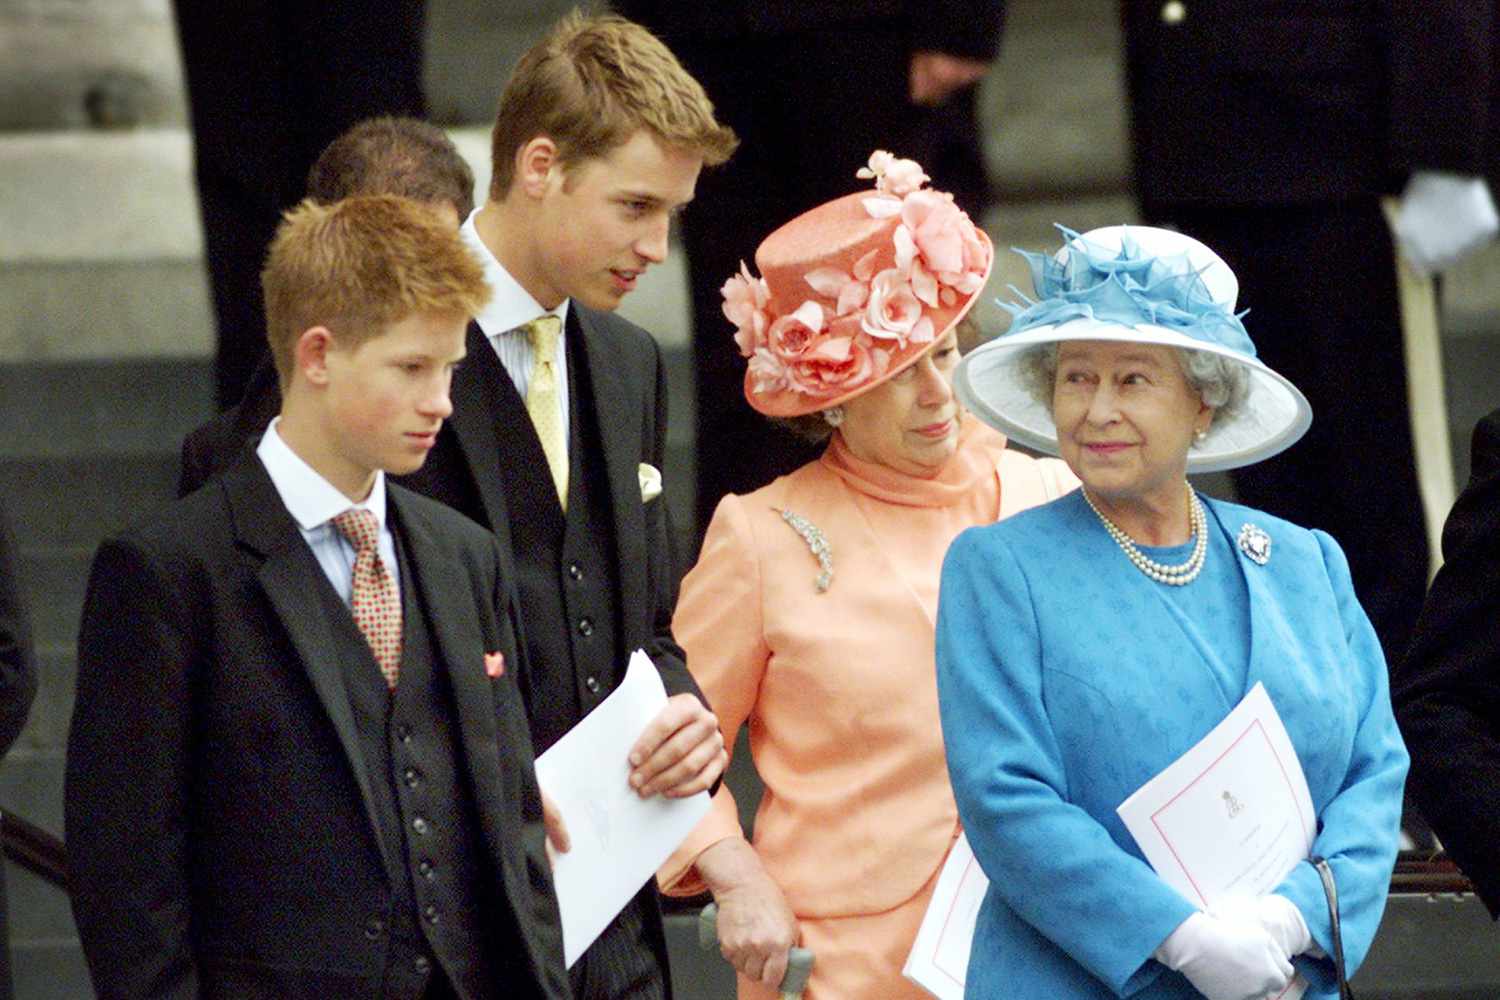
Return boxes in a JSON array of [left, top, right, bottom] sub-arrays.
[[955, 317, 1313, 473]]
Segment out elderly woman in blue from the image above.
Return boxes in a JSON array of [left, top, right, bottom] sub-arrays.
[[936, 225, 1408, 1000]]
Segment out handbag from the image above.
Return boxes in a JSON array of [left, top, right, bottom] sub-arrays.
[[1311, 855, 1355, 1000]]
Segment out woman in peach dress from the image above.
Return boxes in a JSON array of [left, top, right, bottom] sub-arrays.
[[657, 152, 1075, 999]]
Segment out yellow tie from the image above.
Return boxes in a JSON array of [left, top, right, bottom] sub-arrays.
[[524, 315, 567, 508]]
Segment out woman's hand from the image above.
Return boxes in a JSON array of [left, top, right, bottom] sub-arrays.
[[1154, 911, 1293, 1000], [695, 837, 800, 987], [1209, 894, 1316, 959]]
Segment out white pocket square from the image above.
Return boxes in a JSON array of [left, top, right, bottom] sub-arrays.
[[638, 462, 662, 502]]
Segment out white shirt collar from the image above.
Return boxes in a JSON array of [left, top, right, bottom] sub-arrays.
[[461, 207, 570, 338], [256, 418, 388, 532]]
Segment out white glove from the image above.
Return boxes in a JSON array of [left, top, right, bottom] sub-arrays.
[[1210, 893, 1320, 959], [1393, 171, 1500, 275], [1154, 911, 1294, 1000]]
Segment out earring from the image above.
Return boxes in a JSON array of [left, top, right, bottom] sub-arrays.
[[822, 406, 845, 428], [1193, 428, 1208, 443]]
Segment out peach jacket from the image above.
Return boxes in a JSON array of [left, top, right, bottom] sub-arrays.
[[659, 422, 1076, 917]]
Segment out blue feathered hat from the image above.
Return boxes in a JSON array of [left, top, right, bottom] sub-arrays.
[[955, 225, 1311, 472]]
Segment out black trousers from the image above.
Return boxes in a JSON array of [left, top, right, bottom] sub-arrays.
[[673, 23, 991, 544], [569, 891, 667, 1000], [171, 0, 426, 408], [1146, 199, 1429, 674]]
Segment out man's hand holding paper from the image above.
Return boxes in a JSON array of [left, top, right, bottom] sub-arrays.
[[628, 691, 727, 798], [535, 651, 713, 965]]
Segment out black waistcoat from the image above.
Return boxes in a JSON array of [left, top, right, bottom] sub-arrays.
[[318, 530, 500, 999], [495, 324, 624, 755]]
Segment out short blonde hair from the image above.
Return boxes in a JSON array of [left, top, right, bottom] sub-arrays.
[[488, 10, 737, 199], [261, 195, 490, 386]]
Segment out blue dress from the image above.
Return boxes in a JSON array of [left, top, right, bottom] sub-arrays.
[[936, 490, 1408, 998]]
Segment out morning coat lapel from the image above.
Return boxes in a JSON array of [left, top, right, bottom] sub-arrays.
[[575, 307, 648, 634], [445, 321, 517, 570], [221, 456, 393, 870], [387, 491, 520, 843]]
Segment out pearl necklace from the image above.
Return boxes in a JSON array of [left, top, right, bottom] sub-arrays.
[[1082, 483, 1207, 586]]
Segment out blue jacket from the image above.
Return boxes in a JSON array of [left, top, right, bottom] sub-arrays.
[[936, 491, 1408, 998]]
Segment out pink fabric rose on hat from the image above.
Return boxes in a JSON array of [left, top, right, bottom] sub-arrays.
[[722, 261, 771, 357], [862, 268, 933, 346], [748, 347, 793, 395], [858, 149, 930, 198], [805, 247, 879, 317], [900, 190, 969, 276], [768, 301, 826, 361], [789, 335, 891, 398]]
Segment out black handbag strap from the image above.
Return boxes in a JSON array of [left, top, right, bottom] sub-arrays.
[[1311, 856, 1355, 1000]]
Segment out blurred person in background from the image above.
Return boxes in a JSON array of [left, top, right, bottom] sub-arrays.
[[615, 0, 1007, 542], [1122, 0, 1500, 681], [1395, 406, 1500, 911], [172, 0, 427, 409]]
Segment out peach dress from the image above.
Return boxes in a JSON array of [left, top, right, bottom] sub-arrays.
[[659, 421, 1075, 999]]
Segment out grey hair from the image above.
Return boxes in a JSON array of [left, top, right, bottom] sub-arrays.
[[1016, 343, 1249, 438]]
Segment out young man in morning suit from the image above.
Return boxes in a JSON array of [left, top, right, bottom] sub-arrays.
[[66, 196, 569, 999], [394, 13, 738, 998], [178, 115, 478, 497]]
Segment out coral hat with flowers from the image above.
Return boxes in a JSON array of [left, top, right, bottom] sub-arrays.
[[723, 151, 994, 418]]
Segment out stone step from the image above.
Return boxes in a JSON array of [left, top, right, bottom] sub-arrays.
[[6, 863, 76, 946], [979, 0, 1130, 198], [0, 0, 183, 131], [0, 360, 212, 459], [0, 127, 700, 360], [14, 550, 88, 652], [12, 937, 93, 1000], [0, 0, 571, 133], [0, 749, 63, 838], [19, 645, 74, 756], [1, 454, 181, 551], [2, 259, 214, 363]]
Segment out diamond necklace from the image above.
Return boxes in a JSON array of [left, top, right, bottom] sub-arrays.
[[1082, 482, 1207, 586]]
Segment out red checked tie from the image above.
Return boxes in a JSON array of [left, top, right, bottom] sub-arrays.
[[333, 508, 402, 689]]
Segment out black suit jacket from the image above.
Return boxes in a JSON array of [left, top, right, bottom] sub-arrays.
[[397, 309, 698, 708], [178, 357, 283, 497], [1123, 0, 1500, 208], [65, 456, 569, 999], [1394, 408, 1500, 915]]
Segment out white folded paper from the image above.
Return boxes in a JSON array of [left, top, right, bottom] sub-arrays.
[[1117, 682, 1316, 1000], [904, 832, 988, 1000], [535, 649, 711, 966]]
